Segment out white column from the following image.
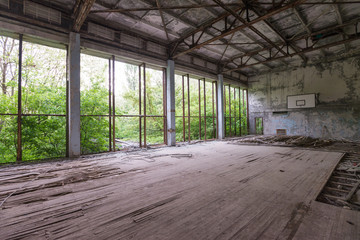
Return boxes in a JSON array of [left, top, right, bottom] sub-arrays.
[[217, 74, 225, 139], [166, 60, 176, 146], [67, 32, 81, 157]]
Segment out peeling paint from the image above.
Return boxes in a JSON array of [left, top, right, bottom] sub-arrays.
[[248, 55, 360, 141]]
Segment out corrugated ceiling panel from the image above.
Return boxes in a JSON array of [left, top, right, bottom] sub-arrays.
[[23, 0, 61, 25], [88, 22, 115, 41]]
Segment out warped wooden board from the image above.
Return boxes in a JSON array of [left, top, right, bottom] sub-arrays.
[[0, 142, 353, 240]]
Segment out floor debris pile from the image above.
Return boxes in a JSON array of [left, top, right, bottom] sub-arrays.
[[230, 135, 335, 148]]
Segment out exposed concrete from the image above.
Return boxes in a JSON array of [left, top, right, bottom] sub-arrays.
[[67, 32, 81, 157], [248, 56, 360, 141], [167, 60, 176, 146], [217, 74, 225, 139]]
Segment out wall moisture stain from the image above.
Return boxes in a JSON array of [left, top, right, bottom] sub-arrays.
[[248, 55, 360, 141]]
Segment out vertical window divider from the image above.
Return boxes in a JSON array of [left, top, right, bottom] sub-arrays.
[[198, 78, 201, 140], [203, 79, 206, 141], [187, 74, 190, 143], [16, 34, 23, 163], [108, 58, 112, 151], [229, 85, 232, 137], [112, 56, 115, 151], [182, 75, 185, 142], [138, 64, 142, 148]]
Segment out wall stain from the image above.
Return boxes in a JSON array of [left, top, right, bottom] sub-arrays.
[[248, 55, 360, 141]]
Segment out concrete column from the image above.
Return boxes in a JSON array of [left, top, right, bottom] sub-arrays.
[[67, 32, 81, 157], [166, 60, 176, 146], [217, 74, 225, 139]]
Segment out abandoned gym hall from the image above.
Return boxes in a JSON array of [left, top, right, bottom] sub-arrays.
[[0, 0, 360, 239]]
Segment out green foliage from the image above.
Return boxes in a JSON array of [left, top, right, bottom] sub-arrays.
[[255, 118, 263, 135], [80, 54, 111, 154], [22, 116, 66, 161], [0, 116, 17, 162], [0, 36, 249, 164]]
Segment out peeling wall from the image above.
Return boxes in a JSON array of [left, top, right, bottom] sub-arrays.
[[248, 56, 360, 140]]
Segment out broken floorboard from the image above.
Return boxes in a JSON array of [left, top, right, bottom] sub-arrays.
[[0, 142, 358, 239]]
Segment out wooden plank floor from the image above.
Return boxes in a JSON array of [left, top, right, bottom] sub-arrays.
[[0, 142, 358, 239]]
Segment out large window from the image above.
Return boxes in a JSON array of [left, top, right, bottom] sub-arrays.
[[0, 36, 19, 163], [0, 34, 249, 164], [114, 62, 166, 150], [175, 75, 217, 142], [80, 54, 110, 154], [0, 35, 67, 163], [224, 85, 248, 137], [21, 41, 67, 161]]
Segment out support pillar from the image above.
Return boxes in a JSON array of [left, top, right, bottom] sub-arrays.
[[67, 32, 81, 157], [217, 74, 225, 139], [166, 60, 176, 146]]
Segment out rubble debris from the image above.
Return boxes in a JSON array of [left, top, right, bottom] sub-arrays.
[[230, 135, 335, 148]]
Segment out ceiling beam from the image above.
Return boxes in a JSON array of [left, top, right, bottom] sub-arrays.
[[214, 2, 289, 70], [156, 0, 170, 42], [93, 0, 180, 41], [170, 6, 244, 54], [254, 1, 360, 5], [223, 33, 360, 73], [172, 0, 307, 59], [89, 3, 243, 13], [250, 6, 308, 64], [331, 0, 350, 52], [212, 0, 288, 57], [129, 0, 249, 64], [73, 0, 96, 32], [222, 17, 360, 71], [292, 7, 327, 57]]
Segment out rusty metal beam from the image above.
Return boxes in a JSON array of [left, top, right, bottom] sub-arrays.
[[90, 3, 243, 13], [198, 78, 201, 140], [212, 0, 288, 57], [212, 81, 215, 139], [72, 0, 82, 17], [224, 84, 227, 137], [228, 85, 231, 137], [187, 74, 190, 142], [292, 7, 326, 57], [112, 56, 116, 151], [234, 87, 236, 136], [250, 6, 308, 63], [143, 63, 146, 148], [170, 6, 244, 55], [17, 34, 23, 163], [73, 0, 95, 32], [162, 68, 167, 144], [203, 79, 207, 141], [238, 88, 241, 136], [173, 0, 306, 59], [182, 75, 186, 142], [332, 0, 350, 52], [222, 17, 360, 67], [255, 1, 360, 5], [156, 0, 170, 42], [108, 58, 112, 151], [246, 89, 249, 134], [224, 33, 360, 72]]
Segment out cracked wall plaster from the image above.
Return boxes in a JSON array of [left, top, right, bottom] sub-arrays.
[[248, 55, 360, 140]]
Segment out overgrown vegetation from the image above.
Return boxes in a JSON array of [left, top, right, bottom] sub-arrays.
[[0, 36, 248, 164]]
